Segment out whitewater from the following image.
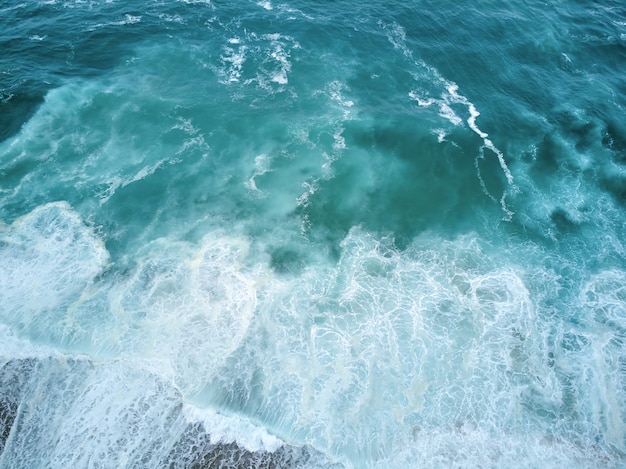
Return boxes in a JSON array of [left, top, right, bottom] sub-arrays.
[[1, 0, 625, 467]]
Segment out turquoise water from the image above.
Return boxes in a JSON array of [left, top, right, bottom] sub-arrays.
[[1, 1, 625, 467]]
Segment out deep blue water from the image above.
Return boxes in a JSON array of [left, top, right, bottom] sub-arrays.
[[1, 1, 625, 467]]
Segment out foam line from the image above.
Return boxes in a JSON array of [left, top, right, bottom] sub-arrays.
[[399, 37, 515, 219], [447, 84, 514, 186], [384, 21, 514, 192]]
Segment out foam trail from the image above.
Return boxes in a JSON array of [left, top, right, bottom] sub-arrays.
[[410, 77, 515, 219], [409, 80, 514, 188], [384, 21, 514, 219], [447, 83, 514, 185]]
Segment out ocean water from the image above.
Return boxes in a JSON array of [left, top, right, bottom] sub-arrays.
[[1, 0, 625, 467]]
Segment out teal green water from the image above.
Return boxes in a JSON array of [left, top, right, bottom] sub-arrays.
[[1, 1, 625, 467]]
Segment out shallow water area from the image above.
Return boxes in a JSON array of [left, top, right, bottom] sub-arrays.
[[1, 0, 626, 467]]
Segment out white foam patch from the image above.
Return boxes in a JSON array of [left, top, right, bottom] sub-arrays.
[[157, 12, 185, 24], [295, 180, 318, 209], [178, 0, 213, 5], [218, 33, 299, 91], [437, 101, 463, 126], [219, 44, 247, 83], [307, 81, 354, 181], [410, 81, 515, 190], [327, 80, 355, 118], [48, 363, 185, 467], [258, 34, 298, 89], [0, 91, 13, 104], [96, 157, 167, 203], [192, 227, 625, 467], [245, 153, 272, 193], [380, 21, 411, 58], [432, 128, 447, 143], [98, 233, 265, 395], [1, 217, 623, 466], [376, 425, 620, 469], [183, 405, 284, 452], [0, 202, 109, 344], [269, 44, 290, 84], [474, 147, 515, 220], [579, 270, 626, 450], [0, 357, 191, 468]]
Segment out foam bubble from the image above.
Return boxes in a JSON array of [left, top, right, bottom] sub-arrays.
[[409, 91, 435, 107], [380, 21, 411, 58], [178, 0, 213, 5], [437, 102, 463, 126], [328, 81, 355, 110], [578, 270, 626, 451], [96, 157, 167, 203], [217, 32, 299, 92]]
